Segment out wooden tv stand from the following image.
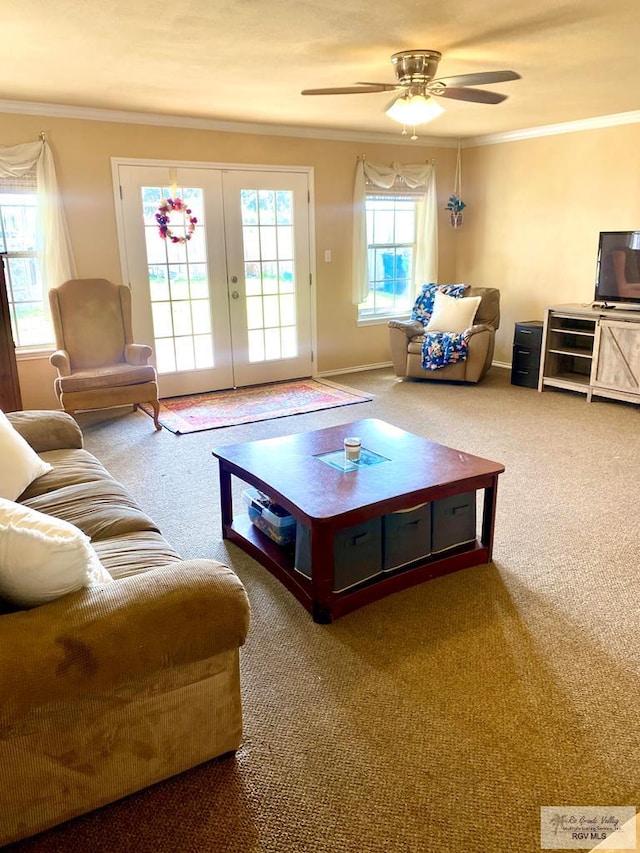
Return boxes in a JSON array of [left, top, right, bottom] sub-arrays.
[[539, 303, 640, 406]]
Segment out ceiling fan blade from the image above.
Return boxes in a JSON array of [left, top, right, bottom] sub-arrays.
[[356, 81, 402, 91], [301, 85, 393, 95], [435, 70, 521, 88], [435, 86, 509, 104]]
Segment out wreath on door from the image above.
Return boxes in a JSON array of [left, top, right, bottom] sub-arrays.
[[155, 198, 198, 244]]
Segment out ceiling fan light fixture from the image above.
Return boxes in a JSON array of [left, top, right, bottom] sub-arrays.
[[385, 93, 444, 127]]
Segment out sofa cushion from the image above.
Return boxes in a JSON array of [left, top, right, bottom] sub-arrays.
[[93, 531, 183, 579], [426, 291, 482, 333], [0, 498, 112, 608], [0, 410, 53, 501], [57, 363, 156, 393], [22, 479, 160, 542], [19, 448, 117, 500]]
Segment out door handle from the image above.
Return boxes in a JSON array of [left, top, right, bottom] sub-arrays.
[[230, 275, 238, 284], [231, 291, 240, 299]]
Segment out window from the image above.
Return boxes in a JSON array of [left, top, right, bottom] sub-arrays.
[[0, 173, 53, 347], [352, 158, 436, 318], [358, 192, 419, 320]]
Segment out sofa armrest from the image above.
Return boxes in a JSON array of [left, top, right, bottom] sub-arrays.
[[388, 319, 424, 377], [124, 343, 153, 365], [6, 410, 83, 452], [49, 349, 71, 376], [463, 325, 496, 382], [387, 318, 424, 337], [0, 560, 250, 723], [464, 322, 495, 343]]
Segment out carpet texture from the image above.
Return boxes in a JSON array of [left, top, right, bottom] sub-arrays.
[[139, 378, 373, 433], [8, 368, 640, 853]]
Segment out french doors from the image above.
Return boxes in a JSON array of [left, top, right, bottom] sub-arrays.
[[115, 162, 313, 397]]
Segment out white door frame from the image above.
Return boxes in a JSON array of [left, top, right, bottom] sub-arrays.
[[111, 156, 318, 382]]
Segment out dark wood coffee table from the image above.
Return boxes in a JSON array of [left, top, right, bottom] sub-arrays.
[[212, 418, 504, 623]]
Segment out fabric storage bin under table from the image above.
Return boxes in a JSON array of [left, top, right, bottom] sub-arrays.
[[431, 492, 477, 554], [294, 518, 382, 592], [382, 503, 431, 571]]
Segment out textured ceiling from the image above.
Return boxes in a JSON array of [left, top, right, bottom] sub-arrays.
[[3, 0, 640, 140]]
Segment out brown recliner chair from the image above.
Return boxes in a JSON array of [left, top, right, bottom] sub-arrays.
[[49, 278, 161, 428], [388, 286, 501, 383]]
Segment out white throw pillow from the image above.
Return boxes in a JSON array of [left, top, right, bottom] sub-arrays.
[[0, 409, 53, 501], [425, 291, 482, 333], [0, 498, 113, 608]]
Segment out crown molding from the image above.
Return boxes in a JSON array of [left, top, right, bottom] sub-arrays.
[[0, 98, 459, 148], [4, 97, 638, 150], [464, 110, 640, 147]]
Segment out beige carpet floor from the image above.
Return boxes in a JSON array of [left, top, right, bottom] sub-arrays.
[[6, 368, 640, 853]]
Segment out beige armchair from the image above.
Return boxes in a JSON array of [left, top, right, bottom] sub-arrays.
[[388, 286, 501, 383], [49, 278, 160, 429]]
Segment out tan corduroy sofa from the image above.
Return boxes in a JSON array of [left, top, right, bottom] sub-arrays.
[[0, 410, 250, 846]]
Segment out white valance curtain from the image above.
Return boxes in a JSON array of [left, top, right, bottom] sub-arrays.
[[0, 139, 77, 293], [352, 158, 438, 305]]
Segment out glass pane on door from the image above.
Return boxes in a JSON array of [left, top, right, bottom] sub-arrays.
[[240, 188, 298, 362], [141, 186, 214, 374]]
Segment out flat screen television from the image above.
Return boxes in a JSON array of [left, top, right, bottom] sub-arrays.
[[593, 230, 640, 308]]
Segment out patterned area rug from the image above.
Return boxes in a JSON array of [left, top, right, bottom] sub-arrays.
[[140, 378, 373, 434]]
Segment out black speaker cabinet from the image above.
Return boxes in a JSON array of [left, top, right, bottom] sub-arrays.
[[511, 321, 543, 389]]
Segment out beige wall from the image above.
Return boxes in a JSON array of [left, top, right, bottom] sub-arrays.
[[1, 113, 458, 409], [7, 111, 640, 409], [458, 123, 640, 364]]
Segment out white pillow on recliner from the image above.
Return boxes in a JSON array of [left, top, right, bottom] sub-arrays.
[[425, 291, 482, 333]]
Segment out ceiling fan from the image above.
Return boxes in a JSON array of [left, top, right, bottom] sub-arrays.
[[301, 50, 520, 135]]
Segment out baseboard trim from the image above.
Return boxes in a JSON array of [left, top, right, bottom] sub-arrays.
[[316, 361, 393, 378], [317, 359, 510, 378]]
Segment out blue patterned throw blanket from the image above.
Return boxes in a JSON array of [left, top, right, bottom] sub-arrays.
[[410, 283, 469, 371], [421, 331, 468, 370]]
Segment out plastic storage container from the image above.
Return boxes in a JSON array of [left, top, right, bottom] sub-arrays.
[[382, 503, 431, 571], [242, 488, 297, 547], [294, 518, 382, 592], [431, 492, 476, 554]]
